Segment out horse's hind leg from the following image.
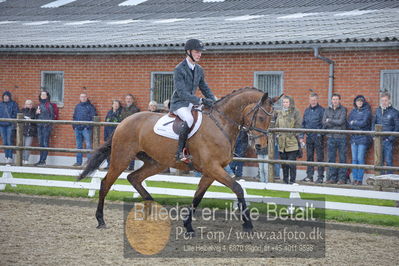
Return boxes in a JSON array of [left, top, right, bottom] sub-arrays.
[[183, 175, 214, 236], [126, 152, 168, 201], [96, 164, 127, 229]]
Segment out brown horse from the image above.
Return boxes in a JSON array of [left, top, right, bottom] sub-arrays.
[[79, 87, 279, 234]]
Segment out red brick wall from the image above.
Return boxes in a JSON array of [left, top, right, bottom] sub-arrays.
[[0, 49, 398, 167]]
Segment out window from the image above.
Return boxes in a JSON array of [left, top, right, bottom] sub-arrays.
[[151, 72, 174, 105], [41, 71, 64, 105], [254, 71, 284, 107], [381, 70, 399, 109]]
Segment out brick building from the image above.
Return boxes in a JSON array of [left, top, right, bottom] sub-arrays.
[[0, 0, 398, 171]]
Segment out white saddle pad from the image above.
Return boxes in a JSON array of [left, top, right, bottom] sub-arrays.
[[153, 111, 202, 140]]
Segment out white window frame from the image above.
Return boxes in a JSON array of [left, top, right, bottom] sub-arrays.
[[254, 71, 284, 107], [380, 69, 399, 109], [150, 71, 174, 107], [40, 71, 64, 107]]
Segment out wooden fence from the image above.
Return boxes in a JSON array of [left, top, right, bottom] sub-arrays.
[[0, 115, 398, 183]]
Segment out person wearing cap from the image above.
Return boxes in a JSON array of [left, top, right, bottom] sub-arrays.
[[348, 95, 372, 185], [0, 91, 19, 164], [373, 92, 399, 174], [170, 38, 216, 162]]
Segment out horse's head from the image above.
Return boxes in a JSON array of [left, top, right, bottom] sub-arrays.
[[243, 92, 282, 151]]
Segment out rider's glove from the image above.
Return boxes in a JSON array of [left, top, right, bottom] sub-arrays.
[[201, 98, 215, 108]]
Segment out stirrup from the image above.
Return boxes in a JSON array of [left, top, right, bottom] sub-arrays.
[[176, 148, 192, 163]]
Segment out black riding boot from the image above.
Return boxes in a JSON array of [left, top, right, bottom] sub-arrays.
[[176, 122, 190, 162]]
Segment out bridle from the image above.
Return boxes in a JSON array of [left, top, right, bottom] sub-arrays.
[[203, 98, 274, 144], [240, 100, 274, 143]]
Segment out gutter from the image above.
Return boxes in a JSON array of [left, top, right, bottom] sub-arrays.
[[313, 47, 335, 106], [0, 41, 398, 55]]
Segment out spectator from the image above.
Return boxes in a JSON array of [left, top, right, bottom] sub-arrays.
[[373, 92, 399, 174], [162, 99, 170, 113], [348, 95, 372, 185], [35, 90, 58, 166], [148, 100, 161, 112], [256, 145, 268, 182], [322, 93, 347, 184], [273, 141, 281, 179], [269, 113, 281, 180], [302, 92, 325, 183], [256, 143, 280, 182], [120, 94, 140, 170], [0, 91, 19, 164], [120, 94, 140, 121], [104, 100, 122, 169], [21, 99, 37, 164], [275, 95, 302, 184], [229, 131, 248, 179], [72, 93, 97, 166]]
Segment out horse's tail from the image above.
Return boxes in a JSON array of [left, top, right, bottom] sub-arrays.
[[78, 137, 113, 180]]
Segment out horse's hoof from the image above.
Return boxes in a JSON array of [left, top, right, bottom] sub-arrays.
[[97, 223, 107, 229], [243, 226, 253, 232], [242, 223, 253, 232], [185, 231, 196, 238]]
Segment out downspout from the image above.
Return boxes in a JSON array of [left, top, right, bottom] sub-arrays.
[[313, 47, 335, 106]]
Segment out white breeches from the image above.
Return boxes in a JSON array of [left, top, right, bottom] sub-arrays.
[[173, 103, 194, 127]]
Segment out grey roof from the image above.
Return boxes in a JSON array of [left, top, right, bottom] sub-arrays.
[[0, 0, 398, 52]]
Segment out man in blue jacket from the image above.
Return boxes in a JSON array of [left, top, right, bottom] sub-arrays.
[[170, 39, 216, 162], [373, 92, 399, 174], [302, 92, 325, 183], [0, 91, 19, 164], [72, 93, 97, 166]]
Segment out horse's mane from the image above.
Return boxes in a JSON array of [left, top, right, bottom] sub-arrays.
[[215, 86, 267, 106]]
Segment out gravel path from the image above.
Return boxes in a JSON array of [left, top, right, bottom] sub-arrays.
[[0, 193, 398, 266]]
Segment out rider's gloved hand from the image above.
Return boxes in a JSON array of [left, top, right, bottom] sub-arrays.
[[201, 98, 215, 108]]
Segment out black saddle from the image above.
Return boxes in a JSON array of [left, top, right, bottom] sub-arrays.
[[165, 109, 200, 135]]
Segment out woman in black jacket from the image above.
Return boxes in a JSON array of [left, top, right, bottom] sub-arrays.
[[104, 100, 122, 168], [348, 95, 372, 185], [21, 99, 37, 164]]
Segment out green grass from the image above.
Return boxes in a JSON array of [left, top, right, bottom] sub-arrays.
[[300, 192, 396, 207], [2, 173, 399, 227]]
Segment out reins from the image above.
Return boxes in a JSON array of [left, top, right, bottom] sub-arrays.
[[203, 98, 274, 144]]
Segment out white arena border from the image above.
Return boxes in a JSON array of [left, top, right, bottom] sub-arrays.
[[0, 165, 398, 216]]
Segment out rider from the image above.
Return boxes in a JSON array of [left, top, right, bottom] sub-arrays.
[[170, 38, 216, 162]]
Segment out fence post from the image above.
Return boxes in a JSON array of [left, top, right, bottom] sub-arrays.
[[15, 113, 24, 166], [92, 116, 100, 149], [267, 133, 275, 183], [374, 124, 383, 176]]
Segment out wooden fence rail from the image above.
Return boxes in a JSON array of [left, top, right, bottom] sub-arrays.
[[0, 115, 398, 182]]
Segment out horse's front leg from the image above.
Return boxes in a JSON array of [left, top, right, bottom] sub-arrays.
[[208, 166, 253, 232], [184, 175, 214, 236]]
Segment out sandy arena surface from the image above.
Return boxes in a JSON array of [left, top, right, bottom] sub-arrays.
[[0, 192, 398, 266]]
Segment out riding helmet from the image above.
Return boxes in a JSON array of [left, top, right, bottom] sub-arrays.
[[184, 39, 205, 51]]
